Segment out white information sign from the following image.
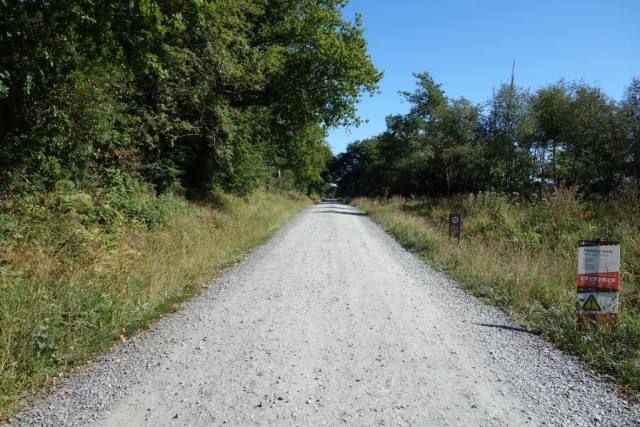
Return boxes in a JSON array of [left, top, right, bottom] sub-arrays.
[[577, 240, 620, 318]]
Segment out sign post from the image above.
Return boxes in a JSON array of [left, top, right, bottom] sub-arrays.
[[577, 240, 620, 321], [449, 213, 461, 242]]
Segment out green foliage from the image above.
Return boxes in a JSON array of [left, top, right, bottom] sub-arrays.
[[620, 78, 640, 179], [0, 188, 311, 417], [0, 0, 381, 195], [332, 72, 639, 199], [1, 2, 371, 413]]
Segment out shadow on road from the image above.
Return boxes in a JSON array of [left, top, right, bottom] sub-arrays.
[[319, 205, 352, 210], [313, 210, 367, 216], [474, 323, 540, 336]]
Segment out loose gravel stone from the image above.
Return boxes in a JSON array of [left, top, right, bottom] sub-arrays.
[[11, 201, 640, 426]]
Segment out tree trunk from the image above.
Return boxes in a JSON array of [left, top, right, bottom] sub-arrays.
[[552, 142, 557, 186]]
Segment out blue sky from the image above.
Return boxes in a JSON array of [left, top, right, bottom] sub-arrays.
[[327, 0, 640, 154]]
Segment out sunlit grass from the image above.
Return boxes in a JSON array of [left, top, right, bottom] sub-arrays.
[[0, 189, 311, 418], [351, 186, 640, 397]]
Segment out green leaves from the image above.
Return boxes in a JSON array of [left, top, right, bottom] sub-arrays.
[[333, 72, 640, 199], [0, 77, 7, 99], [1, 0, 380, 196]]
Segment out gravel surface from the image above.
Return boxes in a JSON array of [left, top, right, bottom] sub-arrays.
[[13, 201, 640, 426]]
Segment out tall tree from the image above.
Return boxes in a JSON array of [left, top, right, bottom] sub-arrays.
[[333, 73, 633, 200], [621, 77, 640, 180], [435, 97, 483, 195], [531, 81, 570, 187], [483, 82, 532, 192], [561, 82, 620, 193]]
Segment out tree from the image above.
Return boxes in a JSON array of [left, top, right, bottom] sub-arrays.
[[621, 77, 640, 180], [331, 72, 636, 200], [531, 81, 570, 187], [436, 97, 484, 195], [482, 82, 533, 192], [331, 137, 385, 197], [0, 0, 382, 197], [561, 82, 620, 193]]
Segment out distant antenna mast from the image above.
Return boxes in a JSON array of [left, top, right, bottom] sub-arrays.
[[510, 59, 516, 89]]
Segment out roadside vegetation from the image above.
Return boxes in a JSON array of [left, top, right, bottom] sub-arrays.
[[0, 188, 311, 416], [2, 0, 639, 416], [331, 64, 640, 396], [351, 188, 640, 397], [0, 0, 380, 418]]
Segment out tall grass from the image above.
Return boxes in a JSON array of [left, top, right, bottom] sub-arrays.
[[351, 185, 640, 397], [0, 187, 311, 417]]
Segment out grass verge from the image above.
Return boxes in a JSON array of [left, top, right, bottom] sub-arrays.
[[0, 187, 311, 418], [350, 186, 640, 397]]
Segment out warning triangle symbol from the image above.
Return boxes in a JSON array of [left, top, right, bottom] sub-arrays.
[[583, 295, 601, 311]]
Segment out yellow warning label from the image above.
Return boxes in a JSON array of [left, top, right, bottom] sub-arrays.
[[583, 295, 602, 311]]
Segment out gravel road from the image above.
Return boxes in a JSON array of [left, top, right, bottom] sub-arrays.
[[14, 201, 640, 426]]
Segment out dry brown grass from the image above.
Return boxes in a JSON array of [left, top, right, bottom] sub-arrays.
[[0, 190, 311, 417], [352, 188, 640, 397]]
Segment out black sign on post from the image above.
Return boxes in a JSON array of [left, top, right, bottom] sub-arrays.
[[449, 213, 461, 241]]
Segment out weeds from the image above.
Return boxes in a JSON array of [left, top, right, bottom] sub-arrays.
[[351, 185, 640, 396], [0, 185, 311, 417]]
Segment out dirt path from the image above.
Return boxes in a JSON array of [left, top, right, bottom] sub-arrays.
[[15, 201, 640, 426]]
